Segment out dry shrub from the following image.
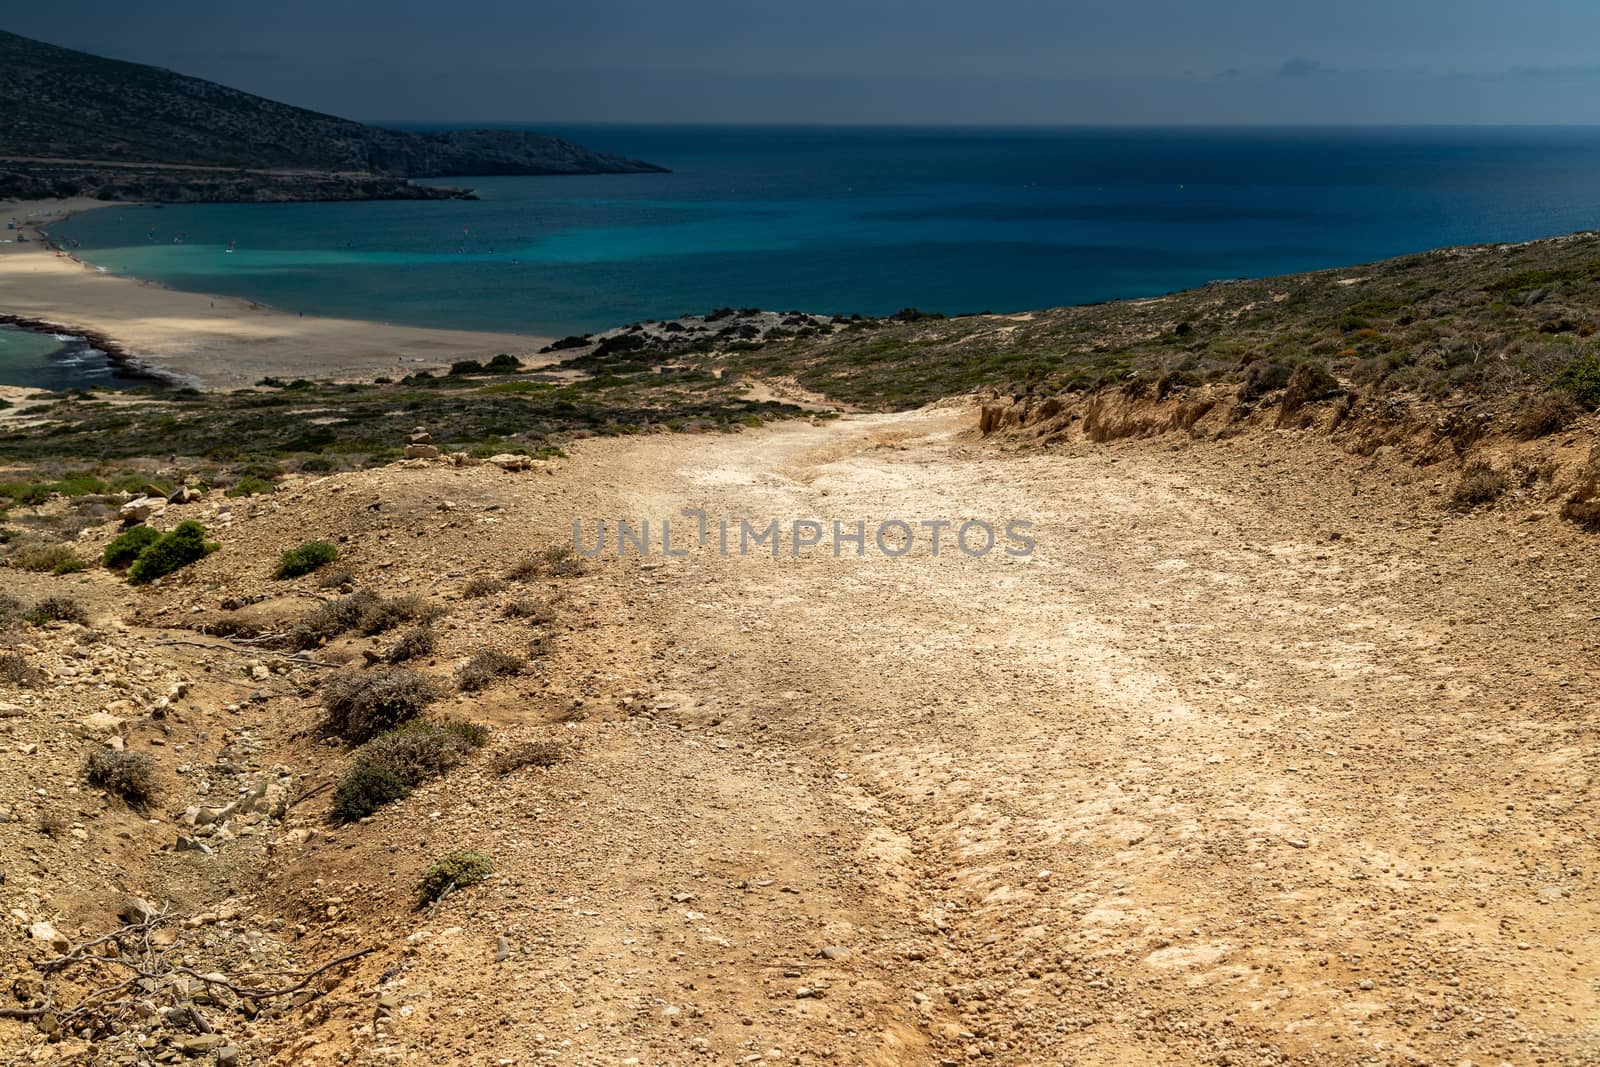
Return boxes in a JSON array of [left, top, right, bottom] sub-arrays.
[[26, 597, 88, 626], [320, 669, 443, 743], [507, 544, 585, 581], [504, 597, 557, 624], [85, 749, 156, 809], [1276, 363, 1343, 424], [291, 590, 444, 649], [318, 568, 354, 589], [490, 740, 564, 776], [329, 719, 490, 821], [457, 648, 525, 692], [1450, 464, 1509, 511], [462, 575, 506, 598], [0, 651, 40, 686], [386, 624, 436, 663], [1513, 392, 1581, 440], [11, 542, 84, 574], [1561, 447, 1600, 531]]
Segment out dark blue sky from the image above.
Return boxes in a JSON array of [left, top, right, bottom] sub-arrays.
[[9, 1, 1600, 125]]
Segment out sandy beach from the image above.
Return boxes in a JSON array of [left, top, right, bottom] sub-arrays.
[[0, 198, 553, 389]]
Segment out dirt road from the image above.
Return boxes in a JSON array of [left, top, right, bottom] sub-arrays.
[[7, 405, 1594, 1066], [317, 407, 1595, 1066]]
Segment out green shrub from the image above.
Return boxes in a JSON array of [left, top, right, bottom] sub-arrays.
[[274, 540, 339, 579], [416, 850, 494, 905], [320, 668, 443, 743], [103, 525, 161, 568], [85, 749, 156, 809], [328, 719, 488, 822], [1554, 352, 1600, 409], [127, 521, 217, 584], [225, 476, 275, 498], [25, 596, 88, 626], [329, 764, 409, 823], [52, 556, 88, 575]]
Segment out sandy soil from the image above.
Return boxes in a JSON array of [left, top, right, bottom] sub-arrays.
[[0, 199, 551, 389], [2, 408, 1596, 1065]]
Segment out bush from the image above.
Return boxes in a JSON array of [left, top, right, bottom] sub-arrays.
[[85, 749, 155, 808], [11, 542, 81, 574], [329, 764, 409, 823], [26, 596, 88, 626], [274, 540, 339, 579], [357, 593, 443, 636], [1555, 352, 1600, 409], [290, 590, 443, 649], [127, 521, 217, 584], [52, 556, 89, 575], [1514, 392, 1582, 439], [0, 593, 22, 626], [0, 651, 40, 685], [1238, 360, 1295, 400], [386, 624, 436, 663], [1451, 465, 1509, 511], [318, 567, 354, 589], [504, 597, 557, 623], [490, 740, 563, 775], [320, 668, 443, 743], [462, 575, 506, 598], [103, 525, 161, 568], [508, 543, 584, 581], [225, 476, 275, 498], [416, 850, 494, 905], [457, 648, 525, 692]]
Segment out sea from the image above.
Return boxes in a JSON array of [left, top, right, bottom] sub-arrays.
[[17, 125, 1600, 386]]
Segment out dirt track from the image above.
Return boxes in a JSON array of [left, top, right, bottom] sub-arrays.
[[303, 407, 1594, 1066], [5, 407, 1597, 1066]]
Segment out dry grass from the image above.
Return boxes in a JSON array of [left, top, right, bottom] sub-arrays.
[[457, 648, 525, 692], [490, 740, 565, 775], [1451, 465, 1510, 511], [320, 668, 444, 743], [85, 749, 156, 809]]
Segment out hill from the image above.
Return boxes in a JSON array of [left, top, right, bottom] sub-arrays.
[[0, 30, 665, 202]]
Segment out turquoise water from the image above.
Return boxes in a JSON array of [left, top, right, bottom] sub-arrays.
[[0, 324, 143, 391], [46, 126, 1600, 338]]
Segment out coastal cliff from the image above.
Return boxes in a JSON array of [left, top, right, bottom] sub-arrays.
[[0, 30, 666, 203]]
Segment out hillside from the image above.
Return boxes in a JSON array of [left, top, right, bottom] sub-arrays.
[[0, 30, 665, 202]]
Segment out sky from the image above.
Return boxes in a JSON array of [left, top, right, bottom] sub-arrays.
[[9, 1, 1600, 126]]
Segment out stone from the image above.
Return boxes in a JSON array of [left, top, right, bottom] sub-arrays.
[[80, 711, 126, 737], [216, 1046, 239, 1067], [119, 497, 163, 522], [816, 946, 850, 960], [120, 895, 158, 924], [176, 1034, 224, 1055], [404, 443, 441, 459], [494, 935, 512, 962], [29, 920, 70, 953], [488, 453, 534, 471]]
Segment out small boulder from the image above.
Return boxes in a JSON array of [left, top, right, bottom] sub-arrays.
[[29, 920, 70, 953], [488, 453, 533, 472], [119, 496, 163, 522], [79, 711, 126, 737], [403, 444, 441, 460]]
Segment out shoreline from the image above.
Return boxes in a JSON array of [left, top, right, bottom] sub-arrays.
[[0, 198, 555, 391]]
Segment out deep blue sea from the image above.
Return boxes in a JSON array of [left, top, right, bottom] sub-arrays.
[[45, 126, 1600, 339]]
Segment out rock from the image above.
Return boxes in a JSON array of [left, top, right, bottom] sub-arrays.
[[488, 453, 534, 471], [29, 920, 70, 953], [168, 486, 199, 505], [175, 835, 214, 854], [119, 496, 163, 522], [216, 1046, 239, 1066], [80, 711, 126, 737], [816, 946, 851, 960], [494, 935, 512, 962], [176, 1033, 224, 1055], [120, 896, 158, 924], [403, 443, 440, 459], [407, 427, 433, 445]]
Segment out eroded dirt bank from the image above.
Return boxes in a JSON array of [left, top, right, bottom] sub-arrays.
[[3, 408, 1597, 1066]]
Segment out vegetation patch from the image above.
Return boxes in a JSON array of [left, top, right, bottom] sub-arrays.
[[457, 648, 525, 692], [273, 539, 339, 579], [1451, 465, 1510, 511], [320, 668, 444, 743], [127, 521, 217, 584], [102, 525, 161, 568], [490, 740, 564, 776], [85, 749, 156, 809], [25, 596, 88, 626], [329, 719, 489, 822], [416, 850, 494, 905]]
